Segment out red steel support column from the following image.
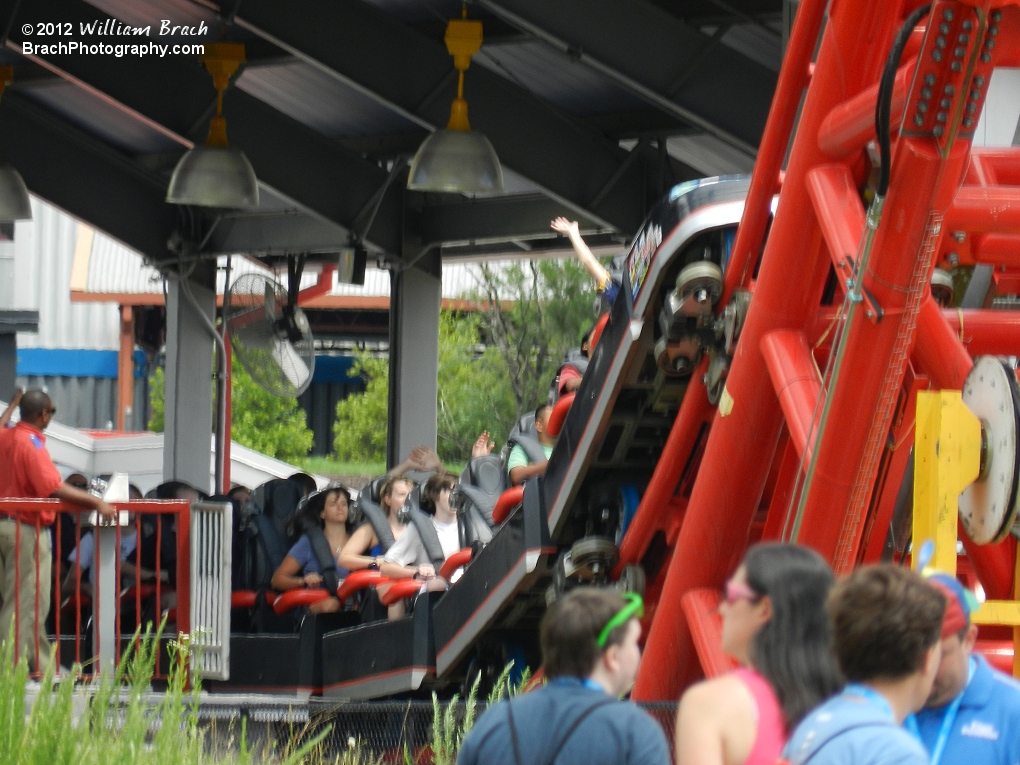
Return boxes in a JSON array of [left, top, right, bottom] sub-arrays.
[[616, 364, 712, 570], [634, 0, 909, 700], [796, 139, 975, 570], [117, 305, 133, 432], [760, 331, 821, 459]]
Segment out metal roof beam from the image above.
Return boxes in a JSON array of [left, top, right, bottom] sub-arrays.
[[1, 93, 178, 264], [1, 0, 405, 257], [219, 0, 679, 234], [476, 0, 776, 156], [203, 194, 608, 258]]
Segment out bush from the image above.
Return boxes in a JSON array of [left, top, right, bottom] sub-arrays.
[[149, 357, 314, 463]]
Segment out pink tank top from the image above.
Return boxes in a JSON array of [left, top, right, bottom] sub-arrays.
[[733, 668, 785, 765]]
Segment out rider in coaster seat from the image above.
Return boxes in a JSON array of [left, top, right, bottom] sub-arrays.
[[271, 485, 353, 614], [548, 325, 595, 406], [506, 405, 556, 486], [380, 470, 464, 620]]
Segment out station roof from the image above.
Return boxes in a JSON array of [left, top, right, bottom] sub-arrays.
[[0, 0, 783, 271]]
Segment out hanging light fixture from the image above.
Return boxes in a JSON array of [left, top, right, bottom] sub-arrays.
[[167, 42, 259, 208], [0, 66, 32, 222], [407, 9, 503, 195]]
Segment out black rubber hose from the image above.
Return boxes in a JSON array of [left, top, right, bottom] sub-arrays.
[[876, 3, 933, 197]]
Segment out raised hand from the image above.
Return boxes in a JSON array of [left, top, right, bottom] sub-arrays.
[[550, 217, 579, 237], [471, 431, 495, 458]]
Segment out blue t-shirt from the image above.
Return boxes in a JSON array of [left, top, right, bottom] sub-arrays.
[[286, 534, 350, 578], [908, 655, 1020, 765], [784, 688, 928, 765], [457, 681, 670, 765]]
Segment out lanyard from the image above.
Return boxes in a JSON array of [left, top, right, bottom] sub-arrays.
[[843, 684, 894, 720], [905, 657, 977, 765], [550, 676, 606, 694]]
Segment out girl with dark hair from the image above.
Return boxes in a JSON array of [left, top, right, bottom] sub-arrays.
[[674, 542, 843, 765], [380, 470, 461, 619], [272, 484, 353, 614], [339, 475, 414, 572]]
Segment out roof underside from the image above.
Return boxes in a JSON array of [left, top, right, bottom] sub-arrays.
[[0, 0, 784, 270]]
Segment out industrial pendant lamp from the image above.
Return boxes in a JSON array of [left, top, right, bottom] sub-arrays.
[[167, 42, 259, 208], [0, 67, 32, 221], [407, 9, 504, 195]]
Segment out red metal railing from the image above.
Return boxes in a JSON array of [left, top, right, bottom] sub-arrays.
[[0, 498, 190, 679]]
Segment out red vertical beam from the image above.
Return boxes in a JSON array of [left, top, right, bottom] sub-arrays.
[[719, 0, 829, 304], [634, 0, 911, 700], [117, 305, 134, 432], [615, 364, 712, 572]]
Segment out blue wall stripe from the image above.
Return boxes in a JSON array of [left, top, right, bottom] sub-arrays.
[[18, 348, 359, 383]]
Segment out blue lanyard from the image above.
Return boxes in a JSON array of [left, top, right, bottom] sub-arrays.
[[843, 684, 895, 719], [904, 657, 976, 765], [550, 677, 606, 694]]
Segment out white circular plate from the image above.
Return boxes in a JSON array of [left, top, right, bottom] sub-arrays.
[[960, 357, 1020, 544]]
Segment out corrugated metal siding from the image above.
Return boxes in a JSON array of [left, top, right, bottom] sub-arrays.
[[21, 374, 149, 431], [14, 198, 122, 350]]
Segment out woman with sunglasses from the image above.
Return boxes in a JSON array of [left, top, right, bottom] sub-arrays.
[[675, 542, 842, 765]]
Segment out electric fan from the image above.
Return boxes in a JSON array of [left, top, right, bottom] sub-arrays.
[[226, 271, 315, 397]]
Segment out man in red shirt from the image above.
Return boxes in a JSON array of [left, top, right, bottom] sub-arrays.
[[0, 389, 115, 673]]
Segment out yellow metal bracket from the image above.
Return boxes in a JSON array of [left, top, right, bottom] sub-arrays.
[[913, 390, 1020, 677], [912, 390, 981, 575]]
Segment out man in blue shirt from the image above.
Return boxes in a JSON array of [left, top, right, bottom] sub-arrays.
[[784, 565, 945, 765], [905, 573, 1020, 765], [457, 588, 670, 765]]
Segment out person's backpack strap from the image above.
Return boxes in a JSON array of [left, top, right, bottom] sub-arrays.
[[359, 498, 396, 551], [408, 508, 446, 570], [778, 721, 893, 765], [506, 696, 616, 765], [304, 527, 341, 594]]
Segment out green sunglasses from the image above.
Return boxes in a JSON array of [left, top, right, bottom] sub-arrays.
[[597, 592, 644, 648]]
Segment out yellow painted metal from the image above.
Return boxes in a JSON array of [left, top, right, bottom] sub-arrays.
[[972, 600, 1020, 625], [912, 391, 981, 575]]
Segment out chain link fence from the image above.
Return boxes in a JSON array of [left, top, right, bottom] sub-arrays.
[[202, 698, 679, 763]]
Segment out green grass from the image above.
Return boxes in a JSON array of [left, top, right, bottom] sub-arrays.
[[299, 458, 387, 479], [0, 626, 327, 765], [0, 615, 531, 765]]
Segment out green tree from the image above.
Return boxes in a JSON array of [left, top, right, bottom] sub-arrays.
[[331, 258, 595, 464], [332, 350, 389, 463], [332, 313, 517, 464], [474, 258, 597, 419], [149, 356, 314, 463]]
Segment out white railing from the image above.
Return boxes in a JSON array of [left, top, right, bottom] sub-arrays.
[[190, 501, 233, 680]]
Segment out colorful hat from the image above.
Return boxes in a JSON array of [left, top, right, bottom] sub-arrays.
[[927, 572, 980, 639]]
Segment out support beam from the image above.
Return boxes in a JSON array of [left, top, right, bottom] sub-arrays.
[[117, 305, 134, 432], [386, 259, 441, 469], [220, 0, 675, 234], [163, 264, 215, 494], [476, 0, 775, 155]]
